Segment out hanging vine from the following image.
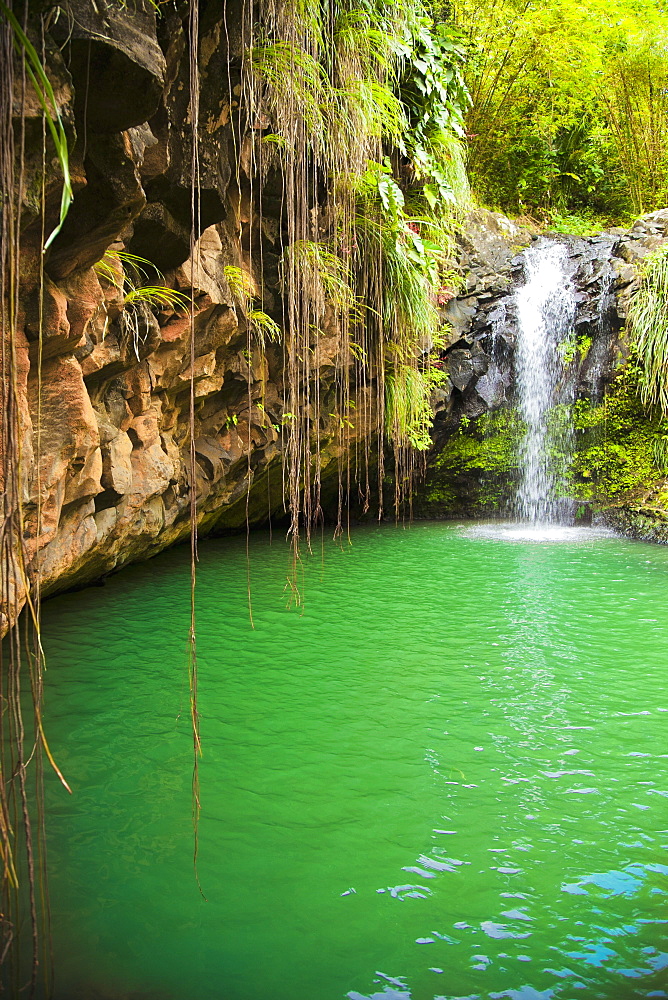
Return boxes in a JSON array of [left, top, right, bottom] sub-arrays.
[[0, 2, 63, 992], [239, 0, 470, 588], [0, 0, 470, 987]]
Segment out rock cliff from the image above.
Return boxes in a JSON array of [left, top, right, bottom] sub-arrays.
[[3, 1, 381, 632], [416, 210, 668, 519]]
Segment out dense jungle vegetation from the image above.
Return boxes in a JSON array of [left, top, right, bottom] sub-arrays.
[[446, 0, 668, 225]]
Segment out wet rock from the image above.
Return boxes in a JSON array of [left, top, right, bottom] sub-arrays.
[[475, 362, 510, 409], [471, 341, 489, 376], [442, 298, 477, 340], [25, 355, 102, 555], [459, 209, 533, 274], [617, 236, 667, 263], [174, 226, 236, 306], [461, 387, 489, 419], [49, 0, 165, 134], [445, 349, 475, 391], [22, 276, 77, 360], [129, 12, 233, 261]]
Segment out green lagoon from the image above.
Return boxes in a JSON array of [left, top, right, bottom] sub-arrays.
[[40, 522, 668, 1000]]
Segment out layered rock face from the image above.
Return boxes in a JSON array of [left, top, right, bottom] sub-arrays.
[[2, 1, 374, 631]]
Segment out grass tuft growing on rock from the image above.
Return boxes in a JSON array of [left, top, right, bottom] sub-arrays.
[[628, 246, 668, 414]]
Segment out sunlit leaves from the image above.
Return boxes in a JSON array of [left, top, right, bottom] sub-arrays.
[[94, 250, 190, 358], [455, 0, 668, 216]]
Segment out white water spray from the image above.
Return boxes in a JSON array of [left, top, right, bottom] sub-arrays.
[[514, 242, 577, 522]]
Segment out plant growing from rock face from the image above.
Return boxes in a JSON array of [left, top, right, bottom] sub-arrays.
[[628, 246, 668, 414], [0, 1, 72, 247], [94, 250, 191, 358], [417, 408, 524, 515], [243, 0, 470, 552], [568, 363, 668, 511], [222, 265, 281, 349]]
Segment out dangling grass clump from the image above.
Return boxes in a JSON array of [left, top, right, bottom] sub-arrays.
[[628, 246, 668, 414], [385, 364, 436, 450], [223, 264, 282, 349], [281, 240, 361, 325], [243, 0, 470, 537]]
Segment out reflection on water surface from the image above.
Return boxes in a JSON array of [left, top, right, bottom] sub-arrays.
[[463, 521, 618, 543], [38, 522, 668, 1000]]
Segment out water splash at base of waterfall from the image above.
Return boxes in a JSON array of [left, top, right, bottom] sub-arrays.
[[514, 241, 577, 523]]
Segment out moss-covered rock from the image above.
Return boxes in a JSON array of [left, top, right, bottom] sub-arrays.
[[568, 361, 668, 525], [415, 409, 522, 517], [417, 356, 668, 535]]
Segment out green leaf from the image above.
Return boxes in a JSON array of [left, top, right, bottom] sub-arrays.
[[424, 183, 438, 210], [0, 2, 73, 250]]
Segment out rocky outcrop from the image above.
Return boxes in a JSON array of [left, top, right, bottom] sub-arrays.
[[8, 228, 367, 621], [416, 209, 668, 518], [609, 209, 668, 315], [1, 2, 371, 633], [440, 209, 668, 420]]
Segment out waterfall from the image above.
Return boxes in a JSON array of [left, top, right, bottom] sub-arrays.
[[514, 241, 577, 523]]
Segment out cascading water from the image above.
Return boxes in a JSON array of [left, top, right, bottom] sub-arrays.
[[514, 241, 577, 523]]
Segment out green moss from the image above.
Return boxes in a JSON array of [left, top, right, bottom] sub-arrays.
[[561, 331, 592, 368], [568, 362, 668, 512], [417, 358, 668, 526], [433, 409, 523, 475], [417, 409, 523, 516]]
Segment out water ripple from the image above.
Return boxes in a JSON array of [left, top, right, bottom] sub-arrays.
[[37, 522, 668, 1000]]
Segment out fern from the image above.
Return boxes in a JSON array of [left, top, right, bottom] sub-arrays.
[[124, 286, 190, 310], [94, 249, 189, 359], [248, 309, 282, 348], [222, 265, 282, 347], [223, 265, 254, 303]]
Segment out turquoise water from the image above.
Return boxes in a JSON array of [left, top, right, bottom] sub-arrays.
[[39, 522, 668, 1000]]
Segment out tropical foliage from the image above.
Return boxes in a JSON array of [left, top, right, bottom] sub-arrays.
[[628, 247, 668, 414], [244, 0, 471, 539], [450, 0, 668, 220]]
